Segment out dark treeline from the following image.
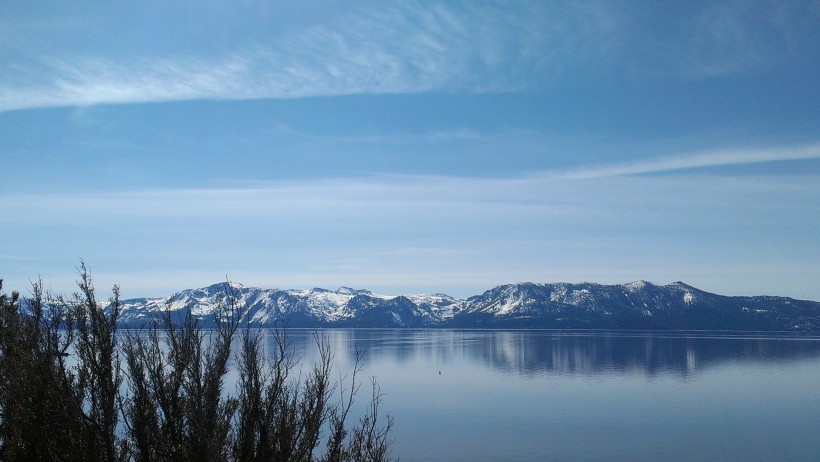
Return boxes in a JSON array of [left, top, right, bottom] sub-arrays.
[[0, 266, 394, 462]]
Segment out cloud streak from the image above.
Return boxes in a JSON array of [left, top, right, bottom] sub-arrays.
[[3, 164, 818, 299], [554, 143, 820, 179], [5, 142, 819, 225], [3, 1, 817, 112], [3, 137, 819, 299], [0, 2, 618, 112]]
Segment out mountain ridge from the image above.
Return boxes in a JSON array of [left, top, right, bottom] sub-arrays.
[[110, 281, 820, 331]]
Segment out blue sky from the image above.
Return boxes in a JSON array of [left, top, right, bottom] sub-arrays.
[[2, 0, 819, 300]]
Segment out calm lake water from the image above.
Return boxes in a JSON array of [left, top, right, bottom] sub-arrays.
[[252, 329, 820, 461]]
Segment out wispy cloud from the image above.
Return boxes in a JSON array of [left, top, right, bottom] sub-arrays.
[[3, 142, 819, 298], [1, 55, 251, 110], [554, 143, 820, 179], [5, 142, 819, 225], [3, 1, 817, 111], [0, 2, 619, 112]]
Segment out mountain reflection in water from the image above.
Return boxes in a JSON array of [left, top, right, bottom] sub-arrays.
[[270, 329, 820, 377], [255, 329, 820, 462]]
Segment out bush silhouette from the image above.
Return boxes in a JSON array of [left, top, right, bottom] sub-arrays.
[[0, 266, 394, 462]]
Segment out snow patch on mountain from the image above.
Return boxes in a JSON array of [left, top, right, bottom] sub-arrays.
[[625, 280, 649, 292]]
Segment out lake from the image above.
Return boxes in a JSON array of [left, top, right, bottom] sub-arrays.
[[269, 329, 820, 461]]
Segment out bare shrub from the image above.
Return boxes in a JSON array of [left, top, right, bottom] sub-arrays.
[[0, 268, 395, 462]]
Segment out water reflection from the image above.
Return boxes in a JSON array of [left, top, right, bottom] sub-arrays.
[[276, 329, 820, 378], [474, 331, 820, 377], [258, 329, 820, 462]]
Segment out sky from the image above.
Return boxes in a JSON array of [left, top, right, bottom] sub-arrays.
[[1, 0, 819, 300]]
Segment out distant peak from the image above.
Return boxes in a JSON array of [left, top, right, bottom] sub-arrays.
[[203, 281, 243, 290], [624, 280, 651, 290], [336, 287, 371, 295]]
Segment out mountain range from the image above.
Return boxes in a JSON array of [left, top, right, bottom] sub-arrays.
[[112, 281, 820, 331]]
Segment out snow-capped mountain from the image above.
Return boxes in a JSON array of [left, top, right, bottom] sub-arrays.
[[112, 281, 820, 331], [457, 281, 707, 319], [115, 282, 461, 328]]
